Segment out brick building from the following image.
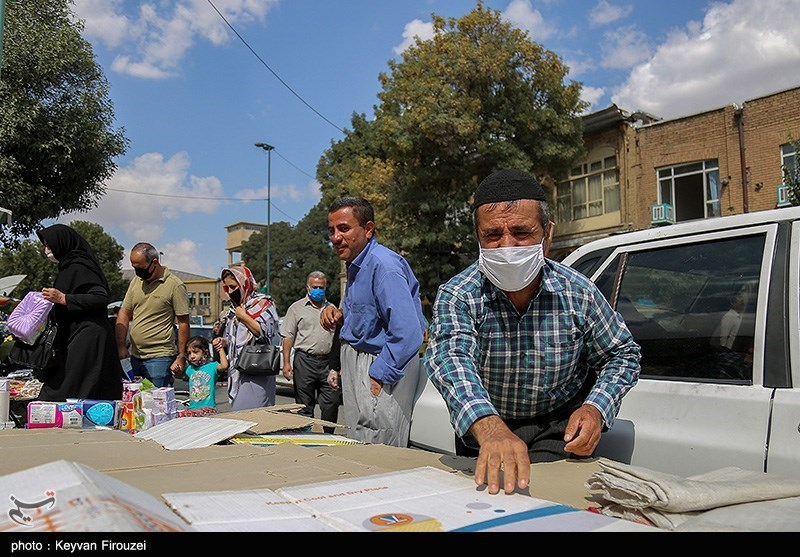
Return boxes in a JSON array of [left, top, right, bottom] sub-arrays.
[[549, 84, 800, 260]]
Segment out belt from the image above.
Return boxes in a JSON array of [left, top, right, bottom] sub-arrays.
[[296, 349, 329, 359]]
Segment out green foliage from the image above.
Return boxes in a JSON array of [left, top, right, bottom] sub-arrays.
[[240, 201, 341, 314], [0, 237, 55, 296], [69, 220, 127, 300], [317, 3, 586, 300], [0, 0, 128, 244], [783, 138, 800, 206], [0, 221, 127, 300]]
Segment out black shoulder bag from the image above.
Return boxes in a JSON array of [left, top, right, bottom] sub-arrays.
[[7, 315, 59, 373], [235, 334, 281, 376]]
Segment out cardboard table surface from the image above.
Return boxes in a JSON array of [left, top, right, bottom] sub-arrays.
[[0, 430, 602, 512], [0, 411, 603, 512]]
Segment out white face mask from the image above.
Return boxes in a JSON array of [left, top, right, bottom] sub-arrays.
[[478, 244, 544, 292], [44, 247, 58, 263]]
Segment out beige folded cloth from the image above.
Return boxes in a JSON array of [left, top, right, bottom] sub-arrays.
[[586, 459, 800, 513]]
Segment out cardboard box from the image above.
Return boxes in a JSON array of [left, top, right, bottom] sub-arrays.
[[151, 410, 176, 426], [151, 387, 176, 414], [0, 409, 611, 530]]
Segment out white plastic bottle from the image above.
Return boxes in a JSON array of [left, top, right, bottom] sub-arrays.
[[0, 378, 11, 427]]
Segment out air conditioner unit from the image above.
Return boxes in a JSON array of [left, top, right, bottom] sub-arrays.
[[650, 203, 674, 226], [777, 184, 793, 208]]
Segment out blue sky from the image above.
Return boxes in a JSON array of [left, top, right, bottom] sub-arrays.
[[61, 0, 800, 278]]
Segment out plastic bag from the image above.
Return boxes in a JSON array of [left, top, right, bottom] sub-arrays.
[[7, 292, 54, 345]]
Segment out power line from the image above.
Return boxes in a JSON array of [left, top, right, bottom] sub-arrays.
[[274, 149, 317, 182], [206, 0, 345, 135], [105, 188, 301, 223]]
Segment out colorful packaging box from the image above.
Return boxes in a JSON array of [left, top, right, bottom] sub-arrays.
[[152, 410, 177, 426], [119, 393, 144, 432], [122, 381, 142, 403], [152, 387, 177, 415], [56, 403, 83, 429], [27, 401, 59, 428], [81, 399, 119, 429]]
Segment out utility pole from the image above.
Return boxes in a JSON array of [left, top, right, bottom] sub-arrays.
[[0, 0, 7, 81], [254, 142, 274, 295]]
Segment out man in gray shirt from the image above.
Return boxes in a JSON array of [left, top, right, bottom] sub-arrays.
[[280, 271, 341, 433]]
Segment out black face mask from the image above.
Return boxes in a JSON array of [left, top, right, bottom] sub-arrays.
[[134, 262, 153, 280], [228, 288, 242, 306]]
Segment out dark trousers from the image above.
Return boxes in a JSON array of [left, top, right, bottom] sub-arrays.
[[293, 350, 342, 434], [457, 374, 596, 463]]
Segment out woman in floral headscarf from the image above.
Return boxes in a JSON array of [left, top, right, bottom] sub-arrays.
[[211, 265, 280, 410]]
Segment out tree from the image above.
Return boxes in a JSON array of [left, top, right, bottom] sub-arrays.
[[0, 0, 128, 245], [0, 238, 55, 296], [240, 201, 341, 314], [69, 220, 127, 300], [317, 2, 586, 300], [784, 138, 800, 206], [0, 221, 127, 300]]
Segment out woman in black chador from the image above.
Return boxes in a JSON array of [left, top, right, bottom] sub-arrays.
[[35, 224, 123, 401]]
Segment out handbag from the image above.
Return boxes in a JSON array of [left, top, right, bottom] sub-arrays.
[[7, 315, 59, 373], [235, 335, 281, 376]]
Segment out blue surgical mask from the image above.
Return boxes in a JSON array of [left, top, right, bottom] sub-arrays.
[[309, 287, 326, 302]]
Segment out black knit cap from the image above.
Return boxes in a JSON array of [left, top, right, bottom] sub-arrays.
[[472, 169, 546, 210]]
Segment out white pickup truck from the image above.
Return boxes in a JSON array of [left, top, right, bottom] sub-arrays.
[[409, 205, 800, 479]]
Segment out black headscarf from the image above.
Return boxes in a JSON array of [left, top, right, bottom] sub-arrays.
[[36, 224, 110, 294]]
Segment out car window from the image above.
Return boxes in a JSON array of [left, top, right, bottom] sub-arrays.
[[595, 233, 765, 383]]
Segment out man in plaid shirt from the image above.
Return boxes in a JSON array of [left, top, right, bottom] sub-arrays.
[[423, 169, 641, 495]]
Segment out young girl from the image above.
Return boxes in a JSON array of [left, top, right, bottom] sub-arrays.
[[183, 335, 228, 410]]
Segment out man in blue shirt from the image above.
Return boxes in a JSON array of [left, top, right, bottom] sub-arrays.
[[321, 196, 426, 447], [423, 169, 641, 495]]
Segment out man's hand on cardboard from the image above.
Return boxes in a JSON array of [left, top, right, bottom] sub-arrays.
[[470, 415, 530, 495]]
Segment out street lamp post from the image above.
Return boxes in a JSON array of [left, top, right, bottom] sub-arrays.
[[0, 0, 7, 81], [254, 142, 274, 295]]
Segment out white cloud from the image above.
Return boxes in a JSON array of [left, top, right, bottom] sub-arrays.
[[110, 56, 173, 79], [233, 179, 321, 224], [601, 25, 652, 69], [502, 0, 554, 41], [590, 1, 633, 27], [565, 56, 594, 78], [580, 86, 607, 113], [393, 19, 435, 55], [71, 0, 130, 47], [67, 151, 227, 244], [160, 239, 204, 275], [72, 0, 276, 79], [612, 0, 800, 119]]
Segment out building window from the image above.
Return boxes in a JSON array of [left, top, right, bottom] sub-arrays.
[[187, 292, 196, 306], [657, 159, 720, 222], [557, 147, 620, 222], [782, 143, 798, 182], [198, 292, 211, 307]]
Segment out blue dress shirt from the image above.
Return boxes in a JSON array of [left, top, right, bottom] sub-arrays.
[[340, 237, 426, 385]]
